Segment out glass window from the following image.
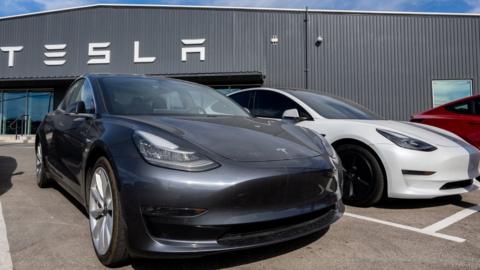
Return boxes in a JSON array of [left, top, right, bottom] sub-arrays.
[[446, 101, 472, 114], [3, 92, 27, 135], [27, 92, 53, 134], [229, 91, 252, 110], [288, 90, 381, 120], [0, 92, 2, 134], [80, 80, 96, 114], [64, 80, 84, 113], [475, 99, 480, 115], [432, 80, 472, 107], [253, 91, 311, 119], [0, 90, 54, 135], [98, 77, 249, 117]]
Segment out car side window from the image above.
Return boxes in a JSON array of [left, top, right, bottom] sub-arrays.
[[229, 91, 253, 110], [253, 90, 311, 119], [63, 80, 84, 113], [475, 99, 480, 115], [447, 101, 473, 115], [81, 80, 96, 114]]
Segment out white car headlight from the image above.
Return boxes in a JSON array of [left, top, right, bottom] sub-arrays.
[[133, 131, 218, 171], [377, 129, 437, 152]]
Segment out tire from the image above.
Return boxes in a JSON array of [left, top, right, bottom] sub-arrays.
[[35, 141, 52, 188], [87, 157, 129, 267], [335, 144, 385, 207]]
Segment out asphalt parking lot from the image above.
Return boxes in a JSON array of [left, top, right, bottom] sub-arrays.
[[0, 143, 479, 270]]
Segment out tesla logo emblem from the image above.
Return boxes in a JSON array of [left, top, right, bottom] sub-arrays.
[[276, 148, 288, 155], [317, 184, 325, 194]]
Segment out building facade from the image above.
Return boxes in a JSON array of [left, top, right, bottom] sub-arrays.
[[0, 4, 479, 135]]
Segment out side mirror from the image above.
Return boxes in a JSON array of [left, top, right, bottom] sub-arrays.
[[282, 108, 300, 121], [74, 101, 86, 114]]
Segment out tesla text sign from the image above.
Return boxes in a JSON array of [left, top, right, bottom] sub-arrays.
[[0, 39, 206, 67]]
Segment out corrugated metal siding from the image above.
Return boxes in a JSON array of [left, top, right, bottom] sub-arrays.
[[0, 6, 479, 119], [308, 13, 480, 119]]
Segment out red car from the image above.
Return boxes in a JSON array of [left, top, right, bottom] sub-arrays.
[[411, 95, 480, 149]]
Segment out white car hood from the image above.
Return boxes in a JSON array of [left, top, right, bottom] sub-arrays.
[[350, 120, 466, 147]]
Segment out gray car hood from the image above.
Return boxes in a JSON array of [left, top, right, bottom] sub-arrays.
[[121, 115, 325, 162]]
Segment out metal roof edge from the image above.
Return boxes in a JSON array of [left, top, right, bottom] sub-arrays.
[[1, 3, 480, 21]]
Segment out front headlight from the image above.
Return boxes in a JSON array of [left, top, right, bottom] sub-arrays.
[[377, 129, 437, 152], [133, 131, 219, 171]]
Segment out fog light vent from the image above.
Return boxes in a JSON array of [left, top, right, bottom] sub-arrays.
[[440, 180, 473, 190]]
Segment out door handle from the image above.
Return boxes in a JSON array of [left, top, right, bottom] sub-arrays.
[[468, 121, 480, 125]]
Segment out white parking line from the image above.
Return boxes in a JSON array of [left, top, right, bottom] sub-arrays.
[[344, 212, 466, 243], [0, 202, 12, 270], [422, 204, 480, 234]]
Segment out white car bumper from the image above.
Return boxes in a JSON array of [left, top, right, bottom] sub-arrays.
[[374, 143, 480, 199]]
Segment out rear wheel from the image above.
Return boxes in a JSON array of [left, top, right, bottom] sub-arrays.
[[35, 142, 52, 188], [87, 157, 128, 267], [336, 144, 385, 207]]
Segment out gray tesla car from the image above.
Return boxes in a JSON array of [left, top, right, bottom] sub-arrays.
[[35, 74, 344, 266]]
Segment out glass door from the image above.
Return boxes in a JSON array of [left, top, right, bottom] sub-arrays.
[[0, 92, 3, 134], [3, 92, 27, 135], [27, 91, 54, 134]]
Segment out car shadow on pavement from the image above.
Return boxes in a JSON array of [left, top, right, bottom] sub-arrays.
[[375, 195, 477, 210], [0, 156, 18, 196], [131, 228, 329, 270]]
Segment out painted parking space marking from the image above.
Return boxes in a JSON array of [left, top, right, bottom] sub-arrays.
[[344, 212, 466, 243], [0, 202, 13, 270], [423, 204, 480, 234]]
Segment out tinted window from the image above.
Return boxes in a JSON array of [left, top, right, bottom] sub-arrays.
[[447, 101, 473, 115], [288, 90, 381, 120], [229, 91, 252, 109], [63, 80, 96, 114], [80, 81, 96, 114], [63, 80, 83, 112], [476, 99, 480, 115], [253, 91, 311, 119], [98, 77, 249, 117]]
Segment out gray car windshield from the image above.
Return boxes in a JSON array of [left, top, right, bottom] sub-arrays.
[[289, 90, 382, 120], [99, 77, 249, 117]]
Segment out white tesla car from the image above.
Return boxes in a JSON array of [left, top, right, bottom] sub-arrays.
[[228, 88, 480, 206]]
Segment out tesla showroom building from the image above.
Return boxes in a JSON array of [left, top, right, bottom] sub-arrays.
[[0, 4, 479, 136]]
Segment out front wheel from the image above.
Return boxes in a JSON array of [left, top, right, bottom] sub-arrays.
[[35, 142, 52, 188], [87, 157, 129, 267], [335, 144, 385, 207]]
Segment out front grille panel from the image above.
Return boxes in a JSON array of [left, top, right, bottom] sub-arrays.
[[218, 208, 336, 246]]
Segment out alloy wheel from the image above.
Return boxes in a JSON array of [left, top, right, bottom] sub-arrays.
[[89, 167, 114, 256], [342, 151, 375, 202], [35, 144, 43, 179]]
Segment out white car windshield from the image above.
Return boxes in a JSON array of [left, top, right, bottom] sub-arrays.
[[288, 90, 382, 120]]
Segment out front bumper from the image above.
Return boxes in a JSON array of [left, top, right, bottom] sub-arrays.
[[374, 143, 480, 199], [113, 156, 343, 258]]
